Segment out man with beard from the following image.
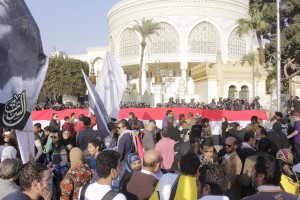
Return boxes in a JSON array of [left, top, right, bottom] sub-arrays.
[[222, 136, 242, 200]]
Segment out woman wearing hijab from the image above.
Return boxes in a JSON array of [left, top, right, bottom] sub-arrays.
[[119, 153, 142, 192], [1, 146, 17, 161], [60, 147, 92, 200], [61, 129, 75, 154]]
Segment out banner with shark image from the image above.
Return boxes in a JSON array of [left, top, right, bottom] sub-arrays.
[[0, 0, 48, 130]]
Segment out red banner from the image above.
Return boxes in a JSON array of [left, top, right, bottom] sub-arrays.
[[32, 108, 267, 121]]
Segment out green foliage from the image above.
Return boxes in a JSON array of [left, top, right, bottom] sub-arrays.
[[132, 18, 161, 45], [131, 17, 161, 94], [41, 55, 89, 98], [242, 53, 255, 65], [237, 6, 271, 64], [258, 0, 300, 64]]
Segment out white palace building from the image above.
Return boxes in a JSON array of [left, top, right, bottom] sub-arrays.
[[68, 0, 277, 109]]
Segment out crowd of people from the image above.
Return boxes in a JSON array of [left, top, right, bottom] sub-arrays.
[[121, 97, 264, 110], [0, 107, 300, 200]]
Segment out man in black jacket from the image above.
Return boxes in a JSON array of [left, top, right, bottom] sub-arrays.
[[49, 113, 60, 132], [76, 117, 98, 162]]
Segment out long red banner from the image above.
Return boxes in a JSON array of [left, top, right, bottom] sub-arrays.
[[31, 108, 268, 121]]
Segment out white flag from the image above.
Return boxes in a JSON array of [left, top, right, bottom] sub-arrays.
[[95, 52, 127, 119], [82, 71, 110, 139], [16, 115, 35, 164]]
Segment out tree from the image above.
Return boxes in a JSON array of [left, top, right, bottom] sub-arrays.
[[237, 6, 271, 65], [131, 18, 160, 94], [41, 55, 89, 101], [256, 0, 300, 92]]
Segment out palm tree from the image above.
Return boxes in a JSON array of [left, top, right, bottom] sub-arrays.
[[237, 6, 271, 65], [131, 18, 160, 94]]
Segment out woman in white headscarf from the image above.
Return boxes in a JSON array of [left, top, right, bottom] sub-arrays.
[[1, 146, 17, 161]]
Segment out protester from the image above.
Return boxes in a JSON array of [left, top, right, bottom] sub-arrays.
[[201, 118, 212, 139], [120, 150, 162, 200], [155, 127, 176, 173], [61, 129, 75, 153], [221, 116, 229, 144], [239, 137, 273, 197], [162, 110, 175, 128], [0, 158, 23, 199], [76, 117, 98, 163], [62, 116, 75, 139], [166, 117, 180, 142], [287, 111, 300, 161], [141, 122, 156, 152], [199, 138, 215, 167], [243, 155, 298, 200], [150, 152, 200, 200], [221, 136, 242, 200], [34, 130, 44, 163], [186, 112, 196, 130], [49, 113, 60, 132], [236, 131, 256, 167], [43, 126, 53, 164], [87, 138, 104, 183], [33, 123, 46, 146], [104, 122, 118, 149], [60, 148, 92, 200], [117, 119, 135, 169], [4, 162, 52, 200], [74, 114, 85, 133], [1, 146, 17, 161], [198, 164, 229, 200], [78, 150, 126, 200]]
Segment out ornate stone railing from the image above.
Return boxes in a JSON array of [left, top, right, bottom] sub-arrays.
[[108, 0, 248, 18]]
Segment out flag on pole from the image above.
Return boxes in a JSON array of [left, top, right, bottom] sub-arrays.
[[95, 52, 127, 120], [82, 70, 110, 139], [0, 0, 48, 130], [16, 115, 35, 164]]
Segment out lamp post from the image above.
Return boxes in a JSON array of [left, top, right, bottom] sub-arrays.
[[276, 0, 281, 111]]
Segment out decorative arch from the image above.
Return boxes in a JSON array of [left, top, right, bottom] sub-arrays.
[[109, 36, 115, 56], [239, 85, 249, 100], [228, 28, 247, 60], [148, 22, 180, 55], [228, 85, 237, 99], [188, 22, 221, 54], [119, 28, 139, 59]]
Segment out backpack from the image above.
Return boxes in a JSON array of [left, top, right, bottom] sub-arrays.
[[80, 183, 119, 200]]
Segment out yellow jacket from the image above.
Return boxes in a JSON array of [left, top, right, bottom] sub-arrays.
[[150, 174, 198, 200]]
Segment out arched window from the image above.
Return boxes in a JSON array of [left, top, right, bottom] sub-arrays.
[[228, 28, 247, 61], [228, 85, 237, 99], [148, 22, 179, 56], [239, 85, 249, 100], [188, 22, 221, 55], [119, 28, 139, 59]]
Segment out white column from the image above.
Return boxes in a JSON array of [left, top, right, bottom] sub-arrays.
[[141, 69, 147, 94], [180, 53, 188, 91], [181, 69, 187, 81], [152, 84, 164, 107]]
